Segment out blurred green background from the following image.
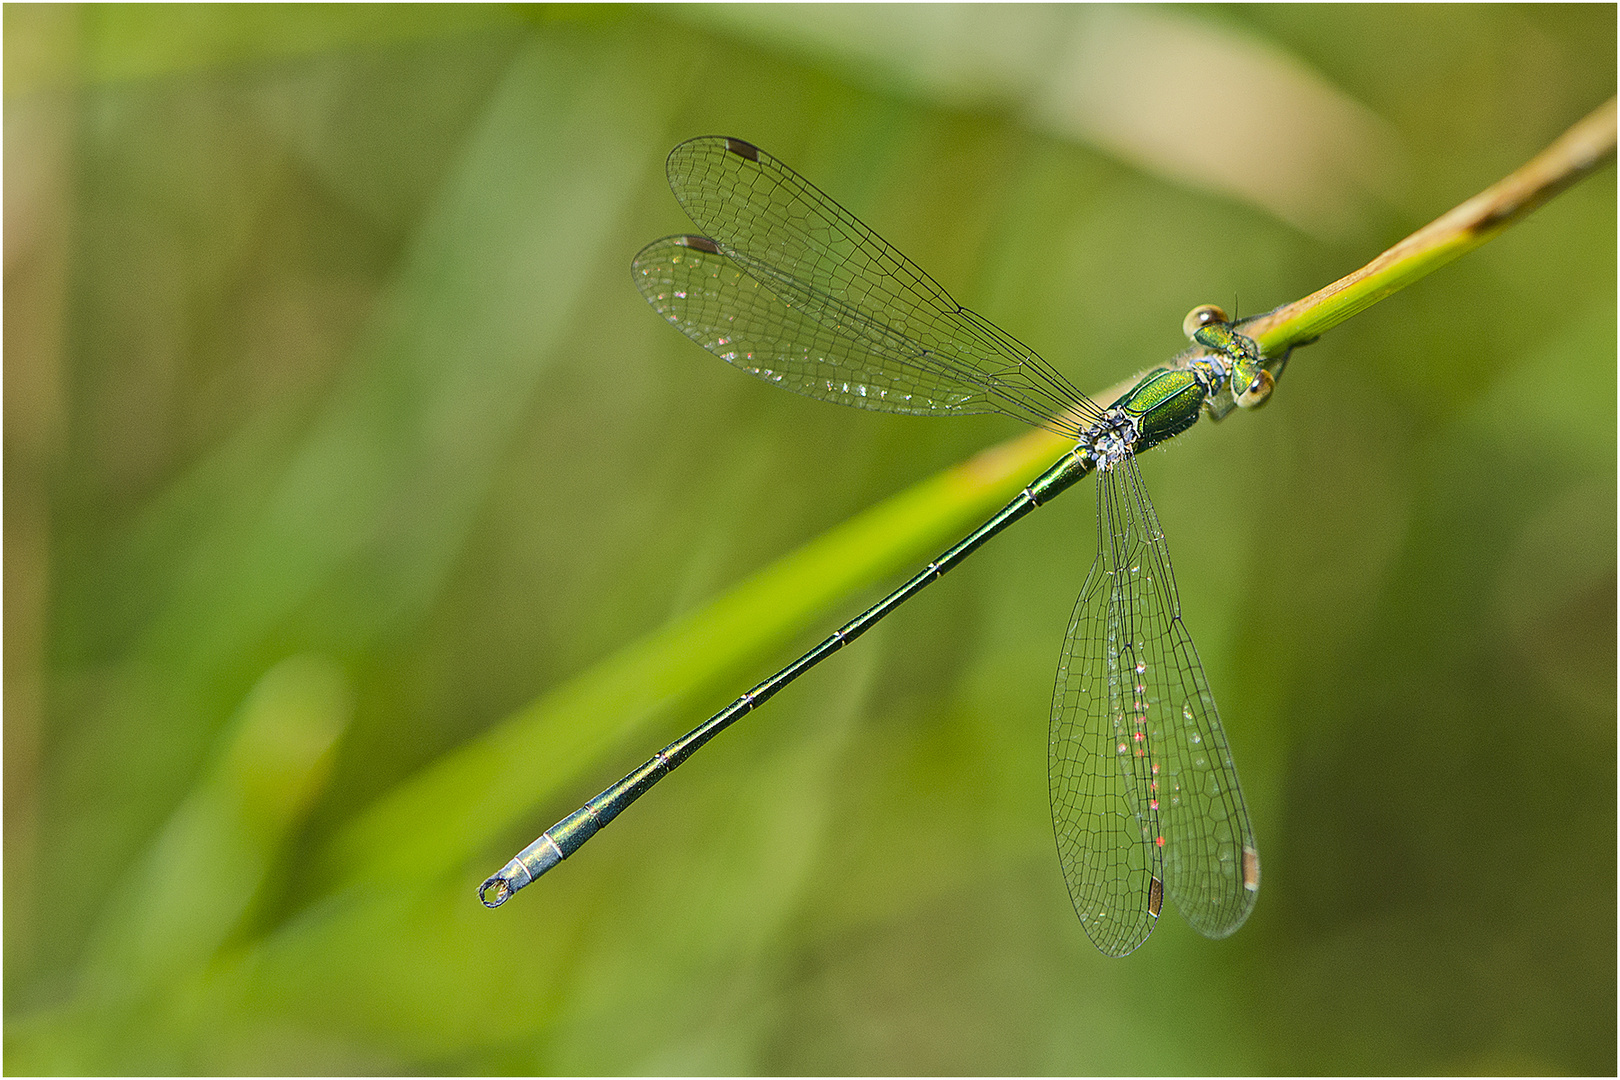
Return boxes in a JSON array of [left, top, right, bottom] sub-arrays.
[[5, 4, 1614, 1074]]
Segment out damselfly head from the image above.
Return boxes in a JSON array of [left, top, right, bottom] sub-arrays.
[[1187, 303, 1272, 410]]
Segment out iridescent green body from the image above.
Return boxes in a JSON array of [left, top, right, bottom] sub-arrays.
[[484, 137, 1275, 958], [482, 322, 1267, 910]]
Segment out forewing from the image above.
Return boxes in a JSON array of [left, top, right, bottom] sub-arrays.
[[635, 236, 994, 416], [660, 137, 1101, 436], [1049, 466, 1164, 958], [1113, 459, 1259, 939]]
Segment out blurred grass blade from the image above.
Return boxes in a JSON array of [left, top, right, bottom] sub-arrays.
[[660, 4, 1402, 238], [82, 656, 351, 1000], [130, 30, 662, 677], [57, 25, 671, 901], [5, 5, 524, 95], [221, 425, 1074, 1056], [320, 426, 1068, 892], [5, 657, 350, 1074]]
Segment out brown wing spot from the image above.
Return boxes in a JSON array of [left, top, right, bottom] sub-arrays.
[[1242, 846, 1261, 892], [1148, 875, 1164, 918], [724, 137, 761, 162], [674, 235, 720, 254]]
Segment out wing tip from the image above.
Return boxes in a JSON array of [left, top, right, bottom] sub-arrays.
[[723, 136, 761, 161], [669, 134, 762, 163]]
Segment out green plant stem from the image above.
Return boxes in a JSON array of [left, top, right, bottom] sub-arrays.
[[1242, 97, 1616, 357]]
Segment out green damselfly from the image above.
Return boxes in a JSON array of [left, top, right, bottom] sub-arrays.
[[482, 137, 1274, 956]]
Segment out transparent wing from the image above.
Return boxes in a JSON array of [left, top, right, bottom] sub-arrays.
[[1050, 458, 1258, 956], [648, 136, 1103, 437], [1049, 466, 1164, 958], [635, 236, 1004, 417], [1113, 460, 1259, 937]]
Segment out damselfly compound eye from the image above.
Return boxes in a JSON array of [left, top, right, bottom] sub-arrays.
[[1235, 368, 1276, 409], [1182, 304, 1229, 339]]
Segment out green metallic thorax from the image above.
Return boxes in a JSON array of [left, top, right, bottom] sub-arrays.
[[1103, 317, 1270, 459], [1113, 366, 1209, 454]]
